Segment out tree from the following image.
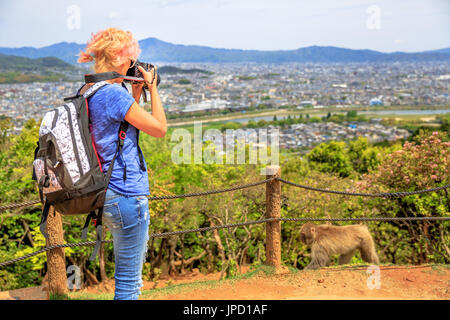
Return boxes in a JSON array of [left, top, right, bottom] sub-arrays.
[[0, 119, 45, 291], [287, 115, 294, 125], [347, 110, 357, 118], [220, 122, 242, 132], [437, 114, 450, 134], [177, 79, 191, 85], [257, 120, 267, 127], [355, 131, 450, 264], [348, 137, 384, 174], [247, 120, 257, 129], [307, 141, 353, 177]]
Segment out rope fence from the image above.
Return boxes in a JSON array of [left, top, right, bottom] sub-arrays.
[[147, 177, 275, 200], [1, 216, 449, 268], [0, 171, 448, 276], [0, 199, 41, 212], [277, 178, 450, 198], [1, 177, 449, 213], [0, 178, 275, 213], [0, 218, 276, 268]]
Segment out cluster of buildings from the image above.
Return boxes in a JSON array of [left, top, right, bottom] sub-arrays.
[[0, 61, 448, 133], [277, 120, 410, 148], [0, 81, 85, 131], [203, 120, 411, 152], [158, 61, 450, 114]]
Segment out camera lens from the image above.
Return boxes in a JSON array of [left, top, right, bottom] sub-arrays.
[[125, 61, 161, 87]]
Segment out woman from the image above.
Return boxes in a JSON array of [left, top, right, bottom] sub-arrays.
[[77, 27, 167, 300]]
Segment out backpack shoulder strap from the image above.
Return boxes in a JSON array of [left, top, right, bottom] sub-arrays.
[[118, 81, 146, 170], [83, 81, 110, 99], [136, 131, 146, 171], [103, 120, 129, 184], [62, 81, 110, 102]]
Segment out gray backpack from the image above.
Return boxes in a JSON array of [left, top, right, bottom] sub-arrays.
[[32, 79, 135, 260]]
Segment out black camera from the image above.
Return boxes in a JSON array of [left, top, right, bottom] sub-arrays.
[[125, 61, 161, 88]]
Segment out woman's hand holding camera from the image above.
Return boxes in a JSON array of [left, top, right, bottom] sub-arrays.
[[138, 65, 158, 93], [131, 65, 158, 102], [125, 63, 166, 138]]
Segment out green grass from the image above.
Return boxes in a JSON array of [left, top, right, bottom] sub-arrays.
[[63, 291, 114, 300], [50, 292, 71, 300], [423, 264, 449, 275]]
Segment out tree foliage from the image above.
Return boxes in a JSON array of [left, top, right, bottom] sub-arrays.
[[351, 131, 449, 264], [0, 119, 448, 291]]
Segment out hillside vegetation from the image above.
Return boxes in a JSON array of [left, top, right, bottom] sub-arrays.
[[0, 53, 76, 83], [0, 116, 448, 291], [0, 53, 75, 71]]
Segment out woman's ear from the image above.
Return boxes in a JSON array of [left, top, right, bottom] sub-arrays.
[[117, 61, 131, 76]]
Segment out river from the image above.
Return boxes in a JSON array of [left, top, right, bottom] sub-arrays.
[[230, 109, 450, 123]]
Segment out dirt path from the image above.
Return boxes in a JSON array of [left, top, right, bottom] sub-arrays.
[[0, 285, 48, 300], [1, 265, 448, 300], [143, 266, 449, 300]]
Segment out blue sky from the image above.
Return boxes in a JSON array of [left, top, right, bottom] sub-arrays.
[[0, 0, 448, 52]]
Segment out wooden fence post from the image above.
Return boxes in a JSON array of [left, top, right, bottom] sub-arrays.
[[45, 205, 67, 298], [265, 165, 281, 270]]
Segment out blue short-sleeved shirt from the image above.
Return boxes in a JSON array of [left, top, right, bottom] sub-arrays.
[[81, 83, 150, 196]]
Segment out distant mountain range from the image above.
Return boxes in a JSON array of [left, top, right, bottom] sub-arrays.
[[0, 38, 449, 64]]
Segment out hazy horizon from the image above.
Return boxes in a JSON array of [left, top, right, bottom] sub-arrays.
[[1, 37, 449, 54], [0, 0, 449, 53]]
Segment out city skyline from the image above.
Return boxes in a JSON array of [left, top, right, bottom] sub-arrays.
[[0, 0, 449, 53]]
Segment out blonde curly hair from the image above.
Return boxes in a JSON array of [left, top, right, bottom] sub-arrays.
[[78, 27, 141, 73]]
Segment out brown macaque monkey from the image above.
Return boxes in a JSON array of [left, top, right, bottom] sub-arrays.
[[299, 222, 379, 270]]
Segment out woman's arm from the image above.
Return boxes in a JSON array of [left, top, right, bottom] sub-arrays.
[[125, 66, 167, 138]]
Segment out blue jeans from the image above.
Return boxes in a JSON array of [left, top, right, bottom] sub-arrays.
[[102, 188, 150, 300]]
